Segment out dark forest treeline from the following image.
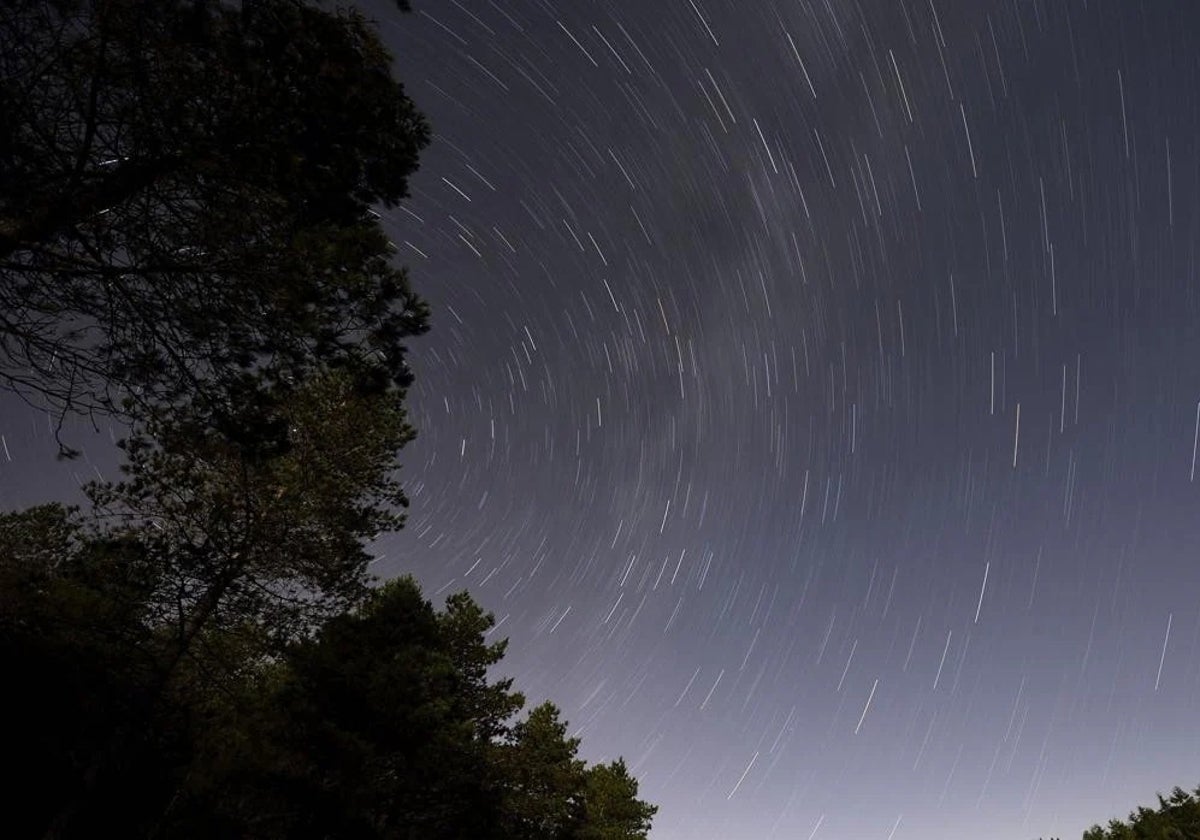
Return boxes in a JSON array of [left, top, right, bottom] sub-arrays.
[[3, 511, 655, 838], [1038, 784, 1200, 840], [0, 1, 655, 837]]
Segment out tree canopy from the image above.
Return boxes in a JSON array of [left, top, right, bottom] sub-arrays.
[[1080, 785, 1200, 840], [1, 0, 429, 455], [2, 530, 658, 838], [0, 2, 659, 837], [182, 575, 657, 839], [1035, 785, 1200, 840]]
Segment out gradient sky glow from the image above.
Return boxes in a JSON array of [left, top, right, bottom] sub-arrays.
[[6, 1, 1200, 838]]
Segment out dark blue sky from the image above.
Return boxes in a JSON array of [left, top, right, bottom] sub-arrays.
[[6, 1, 1200, 837]]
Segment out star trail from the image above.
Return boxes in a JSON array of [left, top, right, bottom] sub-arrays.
[[366, 1, 1200, 838], [6, 1, 1200, 838]]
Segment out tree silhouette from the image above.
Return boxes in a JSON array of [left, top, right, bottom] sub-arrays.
[[0, 2, 660, 836], [2, 365, 417, 836], [2, 546, 658, 838], [1080, 785, 1200, 839], [0, 0, 428, 456], [180, 575, 658, 839]]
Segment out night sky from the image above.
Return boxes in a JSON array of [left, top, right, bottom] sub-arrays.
[[5, 1, 1200, 838]]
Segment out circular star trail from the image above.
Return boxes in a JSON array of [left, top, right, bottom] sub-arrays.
[[8, 1, 1200, 838], [367, 2, 1200, 837]]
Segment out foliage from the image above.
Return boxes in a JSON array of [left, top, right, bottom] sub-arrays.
[[171, 575, 658, 839], [1, 547, 658, 838], [84, 368, 418, 657], [1080, 785, 1200, 840], [0, 368, 417, 834], [0, 0, 438, 829], [0, 0, 429, 455], [0, 2, 659, 837], [1, 504, 172, 837], [212, 576, 657, 839], [576, 759, 659, 840]]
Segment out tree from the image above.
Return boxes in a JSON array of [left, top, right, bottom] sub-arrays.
[[0, 0, 429, 456], [1080, 785, 1200, 840], [174, 575, 519, 838], [86, 368, 418, 659], [576, 760, 659, 840], [0, 367, 417, 837], [1, 3, 661, 837], [1, 0, 430, 670], [0, 503, 177, 838], [184, 576, 657, 840], [500, 702, 589, 838], [75, 574, 659, 839], [3, 520, 660, 838]]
